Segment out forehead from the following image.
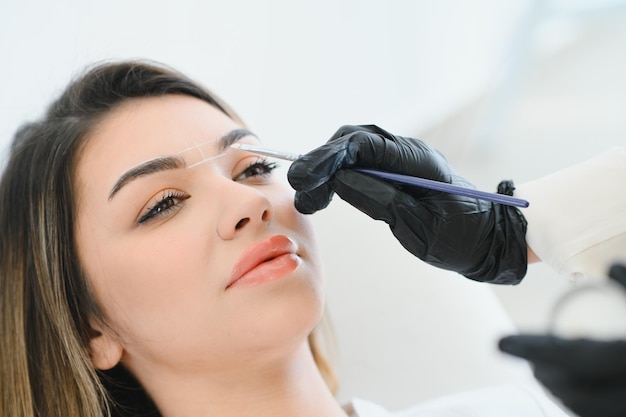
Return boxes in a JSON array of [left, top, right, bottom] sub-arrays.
[[82, 95, 239, 167]]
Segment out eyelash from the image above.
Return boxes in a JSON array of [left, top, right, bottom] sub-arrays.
[[236, 159, 278, 180], [138, 191, 190, 225]]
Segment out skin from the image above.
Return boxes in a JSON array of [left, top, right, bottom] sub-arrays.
[[74, 95, 348, 417], [528, 248, 539, 264]]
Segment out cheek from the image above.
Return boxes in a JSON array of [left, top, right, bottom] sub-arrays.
[[77, 219, 222, 340]]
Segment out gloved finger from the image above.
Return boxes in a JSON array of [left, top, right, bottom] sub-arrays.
[[288, 124, 456, 194], [332, 130, 454, 180], [499, 335, 626, 375], [293, 182, 334, 214], [499, 335, 580, 363], [326, 124, 396, 142], [288, 125, 436, 191], [287, 129, 379, 191], [292, 163, 433, 216]]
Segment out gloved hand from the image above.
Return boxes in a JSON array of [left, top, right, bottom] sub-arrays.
[[499, 264, 626, 417], [287, 124, 528, 284]]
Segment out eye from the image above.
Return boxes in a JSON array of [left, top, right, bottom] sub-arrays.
[[235, 159, 278, 181], [138, 190, 190, 225]]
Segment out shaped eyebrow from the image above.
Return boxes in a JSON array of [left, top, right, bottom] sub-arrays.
[[218, 128, 254, 151], [108, 128, 255, 200]]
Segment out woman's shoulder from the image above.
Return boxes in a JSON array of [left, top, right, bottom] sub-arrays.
[[344, 384, 570, 417]]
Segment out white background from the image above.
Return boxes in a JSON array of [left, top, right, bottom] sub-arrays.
[[2, 0, 625, 411]]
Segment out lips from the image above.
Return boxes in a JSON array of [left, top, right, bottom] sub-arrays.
[[227, 235, 301, 289]]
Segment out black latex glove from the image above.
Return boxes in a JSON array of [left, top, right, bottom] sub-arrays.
[[287, 124, 528, 284], [499, 264, 626, 417]]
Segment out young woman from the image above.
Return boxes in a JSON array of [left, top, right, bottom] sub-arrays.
[[0, 60, 580, 417], [0, 61, 343, 417]]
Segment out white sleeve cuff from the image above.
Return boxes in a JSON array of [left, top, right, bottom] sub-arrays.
[[515, 147, 626, 279]]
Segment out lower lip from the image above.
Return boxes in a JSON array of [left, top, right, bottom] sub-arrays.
[[227, 253, 301, 289]]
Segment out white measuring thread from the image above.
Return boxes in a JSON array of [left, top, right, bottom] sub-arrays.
[[185, 152, 227, 169], [177, 138, 228, 169]]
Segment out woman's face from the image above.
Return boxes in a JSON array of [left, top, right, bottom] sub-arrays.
[[74, 95, 324, 375]]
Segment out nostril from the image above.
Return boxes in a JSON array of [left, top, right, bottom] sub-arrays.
[[261, 210, 269, 222], [235, 218, 249, 230]]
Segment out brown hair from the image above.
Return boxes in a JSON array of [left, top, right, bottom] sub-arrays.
[[0, 60, 336, 417]]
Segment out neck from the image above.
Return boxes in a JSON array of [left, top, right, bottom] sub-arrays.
[[129, 341, 348, 417]]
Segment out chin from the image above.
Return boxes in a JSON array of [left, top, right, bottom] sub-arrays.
[[242, 279, 324, 354]]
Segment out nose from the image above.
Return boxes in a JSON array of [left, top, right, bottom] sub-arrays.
[[216, 182, 273, 240]]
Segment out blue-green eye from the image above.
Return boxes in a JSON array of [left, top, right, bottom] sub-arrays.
[[138, 191, 190, 225], [236, 159, 278, 180]]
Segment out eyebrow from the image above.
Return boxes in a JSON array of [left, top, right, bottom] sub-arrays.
[[108, 128, 255, 200]]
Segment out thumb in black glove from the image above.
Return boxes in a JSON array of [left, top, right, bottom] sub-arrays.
[[287, 125, 528, 284]]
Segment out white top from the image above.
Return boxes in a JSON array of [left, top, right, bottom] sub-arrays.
[[344, 385, 570, 417], [516, 147, 626, 280]]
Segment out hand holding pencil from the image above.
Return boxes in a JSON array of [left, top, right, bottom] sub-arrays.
[[286, 124, 529, 284]]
